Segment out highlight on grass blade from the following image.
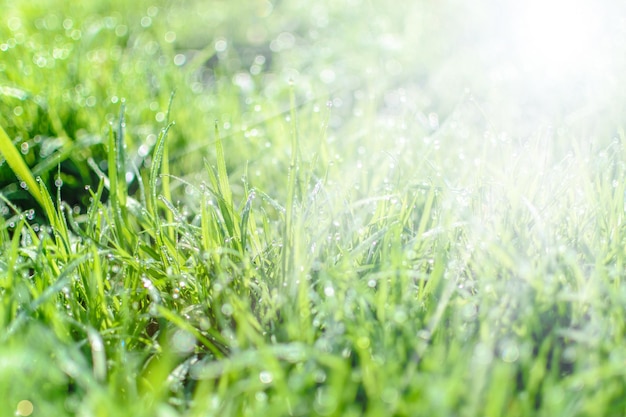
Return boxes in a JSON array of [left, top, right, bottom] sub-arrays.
[[214, 120, 233, 207], [0, 124, 45, 210], [149, 122, 175, 214]]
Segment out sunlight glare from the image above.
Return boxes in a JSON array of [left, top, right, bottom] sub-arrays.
[[512, 0, 606, 78]]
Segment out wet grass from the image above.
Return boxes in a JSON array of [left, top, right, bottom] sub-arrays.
[[2, 0, 626, 416]]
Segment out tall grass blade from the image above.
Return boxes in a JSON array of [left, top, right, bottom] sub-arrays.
[[161, 92, 176, 240], [115, 103, 128, 208], [282, 86, 300, 283], [214, 121, 233, 207], [0, 124, 45, 209], [149, 123, 174, 217]]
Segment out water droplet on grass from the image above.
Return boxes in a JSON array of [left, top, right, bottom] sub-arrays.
[[500, 340, 520, 363], [259, 371, 273, 384], [393, 308, 408, 324], [7, 17, 22, 31], [16, 399, 33, 416], [164, 31, 176, 43], [215, 38, 227, 52], [172, 329, 195, 353], [221, 303, 234, 316], [174, 54, 186, 66]]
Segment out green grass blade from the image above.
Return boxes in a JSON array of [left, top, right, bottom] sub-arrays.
[[214, 121, 233, 207], [115, 103, 128, 208], [282, 86, 300, 283], [149, 123, 174, 216], [240, 189, 254, 252], [0, 124, 45, 209], [161, 92, 176, 241]]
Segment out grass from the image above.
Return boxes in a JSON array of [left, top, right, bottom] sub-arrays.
[[2, 0, 626, 416]]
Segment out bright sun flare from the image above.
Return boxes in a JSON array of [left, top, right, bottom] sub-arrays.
[[511, 0, 607, 78]]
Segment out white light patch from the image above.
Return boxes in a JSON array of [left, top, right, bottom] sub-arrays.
[[511, 0, 606, 78]]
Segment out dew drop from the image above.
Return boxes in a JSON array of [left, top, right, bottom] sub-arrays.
[[221, 303, 234, 316], [259, 371, 273, 384]]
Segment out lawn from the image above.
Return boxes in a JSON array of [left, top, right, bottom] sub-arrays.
[[2, 0, 626, 416]]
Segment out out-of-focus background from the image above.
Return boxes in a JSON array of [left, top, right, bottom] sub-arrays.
[[2, 0, 625, 215]]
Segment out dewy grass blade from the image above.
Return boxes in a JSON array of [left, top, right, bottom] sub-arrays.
[[206, 124, 242, 251], [0, 124, 45, 210], [115, 103, 128, 208], [214, 121, 233, 207], [240, 189, 255, 253], [107, 122, 132, 248], [149, 121, 175, 260], [416, 185, 436, 239], [282, 85, 300, 283], [1, 216, 25, 297], [87, 327, 107, 382], [38, 177, 71, 258], [161, 92, 176, 240], [3, 250, 99, 340], [150, 123, 174, 216]]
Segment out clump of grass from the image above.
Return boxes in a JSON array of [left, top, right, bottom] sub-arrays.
[[4, 103, 626, 416]]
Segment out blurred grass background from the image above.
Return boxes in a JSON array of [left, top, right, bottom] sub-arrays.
[[2, 0, 626, 213]]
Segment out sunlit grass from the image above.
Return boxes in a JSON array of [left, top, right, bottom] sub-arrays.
[[2, 0, 626, 416]]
